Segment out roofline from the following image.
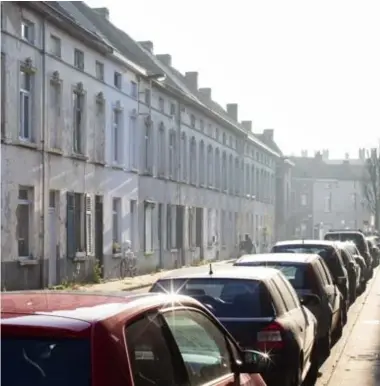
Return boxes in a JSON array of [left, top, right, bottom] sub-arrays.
[[22, 2, 113, 55]]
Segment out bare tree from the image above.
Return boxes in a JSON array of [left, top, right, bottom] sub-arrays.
[[362, 148, 380, 229]]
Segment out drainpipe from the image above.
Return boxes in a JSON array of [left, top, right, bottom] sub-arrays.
[[40, 19, 47, 288]]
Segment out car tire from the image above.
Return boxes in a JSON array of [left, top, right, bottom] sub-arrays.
[[333, 308, 344, 342], [290, 358, 303, 386], [350, 285, 357, 304]]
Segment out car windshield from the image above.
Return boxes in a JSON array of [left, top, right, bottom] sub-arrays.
[[324, 233, 367, 255], [151, 278, 274, 317], [236, 261, 309, 290], [272, 244, 345, 277], [1, 337, 91, 386]]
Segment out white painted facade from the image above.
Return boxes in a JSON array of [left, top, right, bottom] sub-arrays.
[[1, 2, 283, 290]]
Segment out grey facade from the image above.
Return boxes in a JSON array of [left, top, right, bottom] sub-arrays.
[[1, 2, 287, 290]]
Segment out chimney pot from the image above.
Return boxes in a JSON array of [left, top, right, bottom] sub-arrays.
[[156, 54, 172, 67], [263, 129, 274, 141], [185, 72, 198, 90], [199, 87, 212, 99], [138, 41, 154, 54], [226, 103, 238, 121], [92, 7, 110, 19], [241, 120, 252, 132]]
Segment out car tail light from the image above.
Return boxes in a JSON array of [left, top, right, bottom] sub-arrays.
[[257, 322, 284, 350]]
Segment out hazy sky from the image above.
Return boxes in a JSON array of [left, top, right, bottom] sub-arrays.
[[86, 0, 380, 158]]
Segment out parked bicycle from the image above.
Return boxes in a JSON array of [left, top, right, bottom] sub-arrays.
[[114, 241, 137, 279]]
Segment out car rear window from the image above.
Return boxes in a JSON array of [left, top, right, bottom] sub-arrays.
[[235, 261, 310, 290], [324, 233, 367, 255], [151, 278, 274, 318], [1, 337, 91, 386], [272, 244, 345, 277]]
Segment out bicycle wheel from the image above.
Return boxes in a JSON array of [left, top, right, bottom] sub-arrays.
[[120, 259, 127, 279]]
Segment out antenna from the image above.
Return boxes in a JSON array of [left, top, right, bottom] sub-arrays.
[[209, 263, 213, 276]]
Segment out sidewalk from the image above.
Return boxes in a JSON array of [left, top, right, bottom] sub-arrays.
[[76, 259, 235, 292], [324, 268, 380, 385]]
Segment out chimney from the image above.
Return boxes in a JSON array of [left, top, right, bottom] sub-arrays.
[[226, 103, 238, 121], [322, 149, 329, 160], [92, 7, 110, 20], [241, 120, 252, 132], [199, 87, 212, 99], [359, 148, 366, 160], [156, 54, 172, 67], [314, 151, 322, 161], [371, 147, 378, 160], [263, 129, 274, 142], [345, 152, 349, 160], [138, 41, 154, 54], [185, 72, 198, 90], [301, 150, 308, 157]]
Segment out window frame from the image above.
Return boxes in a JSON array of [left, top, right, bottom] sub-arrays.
[[21, 18, 35, 44], [17, 187, 33, 258], [50, 34, 61, 58], [19, 69, 33, 141], [74, 49, 84, 70], [112, 197, 121, 245], [95, 61, 104, 81], [114, 71, 122, 89], [72, 90, 85, 154]]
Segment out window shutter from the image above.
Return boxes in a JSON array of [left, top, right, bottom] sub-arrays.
[[66, 192, 75, 258], [85, 194, 93, 255]]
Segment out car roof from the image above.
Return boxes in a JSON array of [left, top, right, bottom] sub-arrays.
[[1, 291, 200, 324], [236, 253, 320, 264], [274, 239, 336, 247], [158, 266, 280, 281]]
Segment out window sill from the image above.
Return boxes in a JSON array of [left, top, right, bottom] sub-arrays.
[[15, 139, 38, 150], [221, 245, 227, 250], [73, 252, 87, 262], [18, 258, 39, 266], [71, 153, 88, 161], [129, 168, 139, 174], [189, 247, 197, 252], [93, 160, 106, 166], [207, 244, 214, 249], [157, 174, 167, 180], [111, 164, 125, 171], [112, 252, 122, 259], [140, 171, 153, 176], [144, 251, 154, 257], [47, 148, 63, 155], [170, 249, 178, 253]]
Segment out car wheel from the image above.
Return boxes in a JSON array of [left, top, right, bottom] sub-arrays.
[[290, 358, 303, 386], [333, 308, 344, 342], [350, 285, 357, 304]]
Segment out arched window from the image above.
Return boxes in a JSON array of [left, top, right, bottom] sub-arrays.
[[207, 145, 213, 187], [169, 130, 176, 179], [144, 122, 153, 174], [181, 132, 187, 182], [222, 152, 227, 191], [199, 141, 205, 185], [215, 148, 220, 189], [157, 123, 165, 177], [190, 136, 197, 184]]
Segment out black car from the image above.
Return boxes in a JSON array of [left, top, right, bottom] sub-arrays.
[[342, 241, 367, 293], [150, 266, 318, 386], [324, 230, 373, 279], [271, 240, 350, 319], [366, 237, 380, 268], [234, 253, 345, 359]]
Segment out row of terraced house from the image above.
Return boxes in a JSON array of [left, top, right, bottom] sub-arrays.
[[0, 1, 293, 290]]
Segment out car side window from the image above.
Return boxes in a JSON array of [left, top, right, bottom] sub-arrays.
[[277, 274, 301, 308], [125, 314, 183, 386], [271, 276, 296, 312], [267, 279, 287, 315], [319, 259, 334, 285], [162, 309, 233, 386], [314, 260, 328, 285]]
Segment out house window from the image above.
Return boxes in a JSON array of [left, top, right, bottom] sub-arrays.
[[95, 61, 104, 81], [208, 124, 213, 137], [181, 132, 187, 181], [170, 103, 176, 116], [114, 72, 122, 89], [245, 164, 250, 195], [49, 80, 61, 149], [215, 128, 220, 141], [112, 198, 121, 247], [159, 97, 165, 113], [215, 148, 220, 189], [144, 124, 153, 173], [144, 88, 151, 105], [95, 97, 105, 163], [66, 193, 93, 257], [221, 210, 226, 246], [222, 132, 226, 145], [200, 119, 204, 131], [169, 130, 176, 179], [72, 89, 84, 154], [222, 152, 227, 191], [167, 204, 176, 250], [1, 53, 5, 139], [324, 193, 332, 213], [74, 49, 84, 70], [17, 187, 33, 257], [19, 69, 33, 141], [112, 107, 122, 164], [189, 137, 197, 185], [188, 207, 196, 248], [130, 81, 137, 98], [129, 116, 137, 169], [207, 209, 213, 245], [229, 155, 233, 193], [50, 35, 61, 57], [207, 145, 213, 187], [21, 19, 34, 44], [190, 114, 195, 128], [234, 158, 239, 194], [199, 141, 205, 185], [301, 194, 307, 206], [157, 124, 165, 177], [144, 203, 154, 253]]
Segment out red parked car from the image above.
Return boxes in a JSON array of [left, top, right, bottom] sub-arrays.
[[1, 291, 269, 386]]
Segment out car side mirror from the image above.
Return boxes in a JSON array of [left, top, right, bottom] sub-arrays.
[[234, 350, 270, 374], [300, 293, 321, 307], [335, 276, 346, 286], [349, 261, 355, 268]]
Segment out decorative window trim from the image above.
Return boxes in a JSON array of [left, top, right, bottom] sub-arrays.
[[50, 70, 61, 85], [96, 91, 105, 105], [21, 58, 36, 75], [74, 81, 85, 96], [113, 100, 123, 112]]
